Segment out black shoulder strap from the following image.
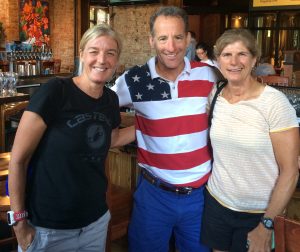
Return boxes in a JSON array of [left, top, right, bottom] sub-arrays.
[[208, 80, 227, 127], [207, 64, 224, 83]]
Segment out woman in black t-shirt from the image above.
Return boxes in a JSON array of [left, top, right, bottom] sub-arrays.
[[8, 24, 135, 252]]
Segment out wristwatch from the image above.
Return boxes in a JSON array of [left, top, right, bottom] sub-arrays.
[[7, 210, 28, 226], [260, 216, 274, 230]]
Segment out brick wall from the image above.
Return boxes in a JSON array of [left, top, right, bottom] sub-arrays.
[[111, 4, 160, 68], [0, 0, 75, 72], [0, 1, 164, 72], [50, 0, 75, 72], [0, 0, 19, 42]]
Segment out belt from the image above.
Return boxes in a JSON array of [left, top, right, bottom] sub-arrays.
[[141, 168, 196, 195]]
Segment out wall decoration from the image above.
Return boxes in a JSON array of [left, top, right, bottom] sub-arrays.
[[19, 0, 50, 47]]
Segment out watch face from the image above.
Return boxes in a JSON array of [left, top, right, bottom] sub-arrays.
[[265, 219, 273, 228], [262, 217, 274, 229]]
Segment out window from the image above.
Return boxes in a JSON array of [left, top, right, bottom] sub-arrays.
[[89, 7, 110, 27], [249, 11, 300, 67], [225, 13, 248, 29]]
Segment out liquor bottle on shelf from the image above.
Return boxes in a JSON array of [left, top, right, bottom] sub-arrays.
[[3, 44, 56, 76]]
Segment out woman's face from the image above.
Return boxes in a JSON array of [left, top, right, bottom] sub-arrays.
[[80, 35, 119, 85], [217, 41, 256, 84], [196, 48, 208, 61]]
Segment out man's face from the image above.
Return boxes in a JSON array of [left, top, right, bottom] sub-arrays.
[[150, 16, 190, 75]]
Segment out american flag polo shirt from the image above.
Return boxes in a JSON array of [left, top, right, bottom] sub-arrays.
[[113, 57, 215, 187]]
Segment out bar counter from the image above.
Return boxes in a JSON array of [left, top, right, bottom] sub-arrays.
[[0, 93, 30, 106], [17, 72, 73, 86], [16, 72, 73, 95], [0, 152, 9, 181]]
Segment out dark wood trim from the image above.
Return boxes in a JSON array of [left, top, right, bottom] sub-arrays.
[[74, 0, 78, 58], [81, 0, 90, 38]]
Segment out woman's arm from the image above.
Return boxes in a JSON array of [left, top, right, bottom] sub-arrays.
[[264, 127, 299, 219], [247, 127, 299, 252], [110, 125, 135, 148], [8, 111, 47, 251]]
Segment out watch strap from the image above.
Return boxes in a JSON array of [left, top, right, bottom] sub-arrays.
[[7, 210, 28, 225], [261, 216, 274, 230], [14, 210, 28, 221]]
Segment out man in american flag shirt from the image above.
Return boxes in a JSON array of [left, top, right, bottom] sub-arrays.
[[112, 6, 217, 252]]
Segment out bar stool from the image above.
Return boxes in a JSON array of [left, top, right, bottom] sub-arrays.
[[274, 215, 300, 252]]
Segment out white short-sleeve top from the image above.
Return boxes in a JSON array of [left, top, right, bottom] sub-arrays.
[[207, 85, 298, 212]]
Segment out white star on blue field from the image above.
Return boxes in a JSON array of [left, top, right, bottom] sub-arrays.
[[132, 75, 141, 82], [125, 64, 171, 102]]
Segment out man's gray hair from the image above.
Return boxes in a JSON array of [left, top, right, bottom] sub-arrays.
[[149, 6, 189, 36]]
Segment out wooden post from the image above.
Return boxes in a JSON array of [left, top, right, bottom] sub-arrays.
[[161, 0, 182, 7]]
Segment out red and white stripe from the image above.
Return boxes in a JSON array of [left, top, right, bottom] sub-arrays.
[[135, 75, 214, 187]]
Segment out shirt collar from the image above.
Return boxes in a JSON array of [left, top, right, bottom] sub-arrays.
[[147, 56, 191, 80]]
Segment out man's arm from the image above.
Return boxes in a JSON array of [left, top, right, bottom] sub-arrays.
[[110, 125, 135, 148]]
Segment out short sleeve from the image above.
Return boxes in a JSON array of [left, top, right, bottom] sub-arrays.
[[26, 78, 65, 125], [267, 89, 298, 132], [108, 88, 121, 129], [111, 73, 133, 108]]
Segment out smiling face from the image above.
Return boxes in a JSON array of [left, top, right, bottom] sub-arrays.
[[80, 35, 119, 85], [196, 48, 208, 61], [218, 41, 257, 84], [149, 15, 190, 80]]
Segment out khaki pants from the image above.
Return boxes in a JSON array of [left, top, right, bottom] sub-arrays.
[[19, 211, 111, 252]]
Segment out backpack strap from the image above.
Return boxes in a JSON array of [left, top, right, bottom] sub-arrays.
[[207, 79, 227, 163], [208, 79, 228, 127]]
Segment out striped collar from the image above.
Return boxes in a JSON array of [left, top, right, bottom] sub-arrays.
[[147, 56, 191, 80]]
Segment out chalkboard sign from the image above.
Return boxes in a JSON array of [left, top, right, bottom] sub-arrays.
[[272, 86, 300, 117]]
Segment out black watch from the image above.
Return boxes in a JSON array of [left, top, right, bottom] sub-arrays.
[[260, 216, 274, 230]]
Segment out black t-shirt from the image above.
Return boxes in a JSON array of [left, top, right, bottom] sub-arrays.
[[25, 77, 120, 229]]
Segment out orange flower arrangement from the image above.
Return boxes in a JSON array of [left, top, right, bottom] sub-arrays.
[[19, 0, 50, 47]]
